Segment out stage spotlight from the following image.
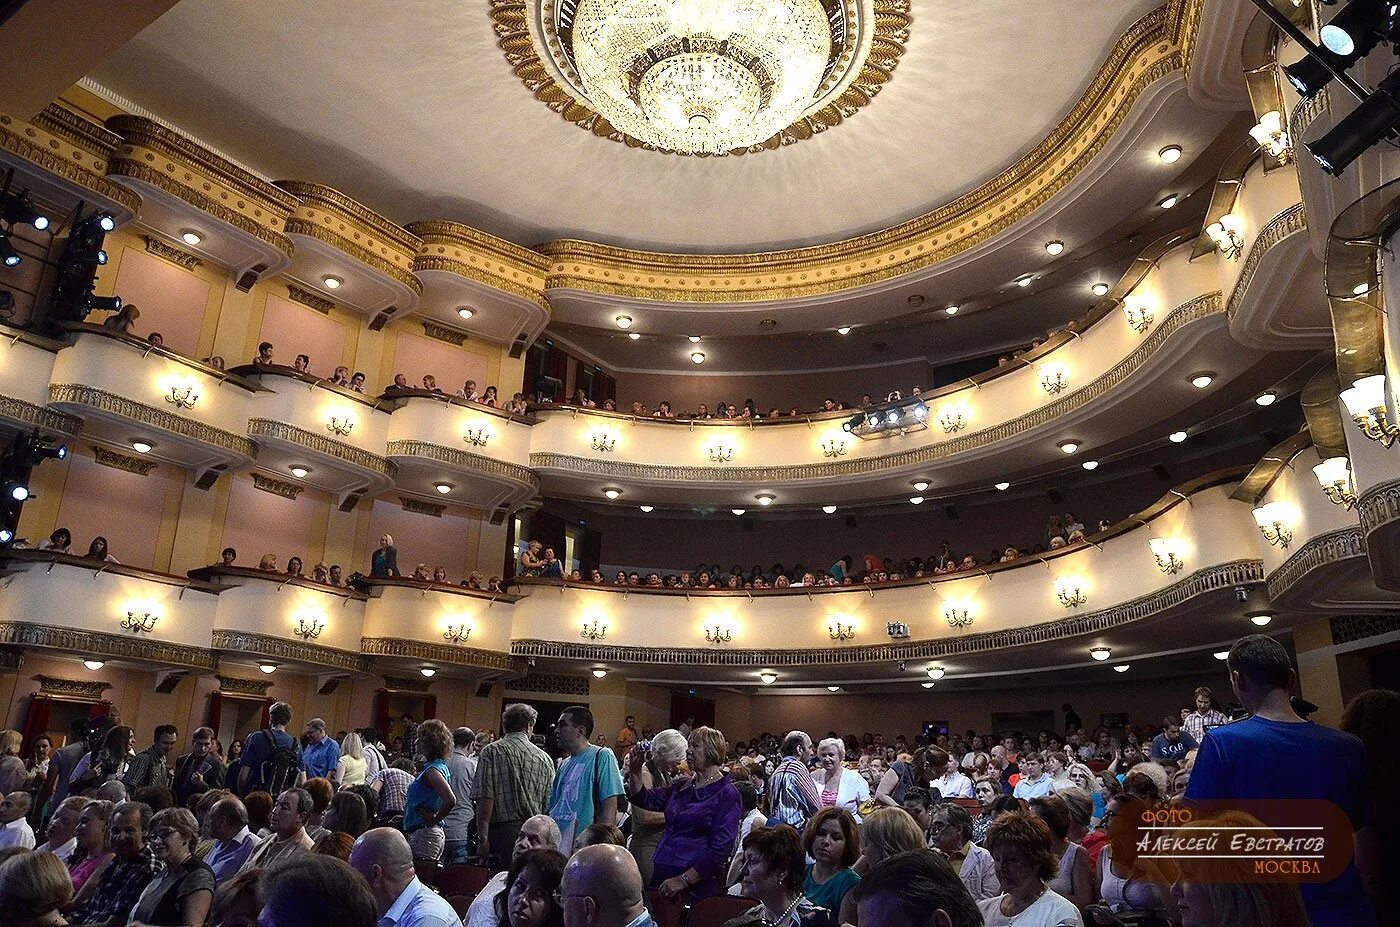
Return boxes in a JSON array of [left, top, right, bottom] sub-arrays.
[[841, 413, 866, 433], [1308, 70, 1400, 175], [97, 215, 115, 232], [0, 529, 12, 544], [1, 192, 48, 231], [1319, 0, 1388, 58], [0, 235, 18, 268], [7, 483, 29, 502], [86, 295, 123, 312], [1283, 54, 1337, 98]]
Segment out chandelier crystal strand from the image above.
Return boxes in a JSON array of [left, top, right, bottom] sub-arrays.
[[570, 0, 832, 153]]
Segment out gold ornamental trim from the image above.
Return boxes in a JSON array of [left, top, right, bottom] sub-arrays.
[[1224, 203, 1308, 320], [143, 235, 202, 271], [48, 384, 257, 457], [1265, 527, 1364, 603], [33, 675, 112, 700], [0, 393, 81, 436], [251, 472, 303, 500], [276, 181, 425, 293], [1358, 477, 1400, 537], [248, 419, 396, 478], [386, 439, 541, 491], [37, 103, 124, 160], [212, 629, 366, 672], [400, 496, 445, 517], [286, 284, 336, 314], [533, 1, 1191, 301], [0, 621, 217, 670], [0, 114, 142, 215], [421, 321, 468, 346], [281, 216, 424, 296], [276, 181, 423, 254], [216, 674, 273, 697], [362, 637, 520, 671], [532, 292, 1222, 482], [1291, 87, 1330, 139], [513, 560, 1264, 665], [407, 219, 551, 274], [93, 445, 159, 476]]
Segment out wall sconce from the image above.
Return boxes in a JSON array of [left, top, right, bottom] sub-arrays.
[[121, 611, 158, 633], [938, 405, 968, 434], [886, 621, 910, 638], [1148, 537, 1185, 575], [1252, 502, 1293, 549], [1249, 110, 1291, 162], [705, 624, 733, 644], [1039, 365, 1068, 395], [1054, 577, 1088, 609], [443, 624, 471, 643], [1312, 456, 1357, 509], [820, 437, 847, 458], [590, 432, 616, 452], [580, 620, 607, 641], [707, 444, 735, 463], [292, 616, 325, 640], [165, 380, 200, 410], [828, 622, 855, 641], [327, 415, 354, 437], [1122, 295, 1154, 334], [1339, 375, 1399, 448], [464, 428, 489, 447], [945, 604, 972, 628], [1205, 214, 1244, 260]]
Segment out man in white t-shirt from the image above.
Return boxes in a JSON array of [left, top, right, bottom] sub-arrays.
[[0, 792, 35, 849], [926, 748, 974, 798]]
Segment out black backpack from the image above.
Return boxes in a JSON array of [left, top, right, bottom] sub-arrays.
[[260, 730, 302, 795]]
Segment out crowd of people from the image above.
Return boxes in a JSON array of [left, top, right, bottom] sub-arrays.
[[187, 541, 505, 595], [0, 634, 1390, 927]]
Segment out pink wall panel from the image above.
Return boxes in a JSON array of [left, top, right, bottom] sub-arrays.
[[110, 248, 211, 357], [257, 295, 347, 377], [221, 474, 322, 571], [54, 449, 168, 569], [366, 498, 473, 580], [390, 333, 488, 396]]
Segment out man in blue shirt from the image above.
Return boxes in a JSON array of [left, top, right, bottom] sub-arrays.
[[237, 701, 305, 796], [1186, 634, 1377, 927], [302, 718, 341, 781], [1148, 717, 1197, 767], [549, 706, 623, 854]]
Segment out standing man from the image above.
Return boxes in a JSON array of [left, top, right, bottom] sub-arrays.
[[1182, 685, 1229, 744], [301, 718, 341, 782], [549, 706, 624, 853], [349, 828, 460, 927], [768, 731, 821, 828], [238, 702, 304, 796], [614, 715, 638, 764], [1186, 634, 1377, 927], [1062, 703, 1082, 734], [473, 703, 554, 865], [36, 717, 94, 826], [442, 726, 479, 863], [173, 727, 226, 806], [123, 724, 177, 791]]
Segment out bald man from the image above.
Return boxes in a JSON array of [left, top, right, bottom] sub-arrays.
[[0, 792, 34, 849], [561, 844, 654, 927], [349, 827, 459, 927], [465, 813, 561, 927]]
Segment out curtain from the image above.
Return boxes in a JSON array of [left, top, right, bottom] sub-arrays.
[[423, 694, 437, 722], [259, 699, 272, 729], [209, 693, 223, 737], [21, 696, 52, 755], [374, 691, 390, 742]]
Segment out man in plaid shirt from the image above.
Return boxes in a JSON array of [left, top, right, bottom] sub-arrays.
[[1183, 685, 1229, 744], [473, 702, 554, 865], [369, 759, 415, 823], [769, 731, 821, 828], [69, 801, 157, 926]]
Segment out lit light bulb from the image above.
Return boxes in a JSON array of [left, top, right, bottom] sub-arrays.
[[614, 315, 633, 329], [1114, 664, 1131, 673], [1158, 195, 1178, 209], [1082, 460, 1099, 471], [639, 505, 654, 513], [945, 305, 960, 315], [181, 230, 202, 246], [322, 275, 342, 289], [132, 441, 152, 454], [1158, 145, 1182, 164], [822, 505, 837, 514], [1090, 647, 1111, 661], [420, 667, 436, 678], [836, 326, 852, 335], [457, 307, 475, 320], [435, 483, 452, 494], [84, 659, 105, 670], [1190, 373, 1214, 389], [994, 482, 1010, 491], [291, 467, 309, 479], [909, 496, 925, 505], [1092, 283, 1110, 296], [1045, 240, 1065, 256], [1169, 431, 1188, 443], [1059, 441, 1079, 454], [603, 488, 621, 500]]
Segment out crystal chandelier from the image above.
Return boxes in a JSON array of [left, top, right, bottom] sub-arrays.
[[568, 0, 836, 154]]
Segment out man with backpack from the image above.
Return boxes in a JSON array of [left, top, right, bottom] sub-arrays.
[[237, 702, 305, 797]]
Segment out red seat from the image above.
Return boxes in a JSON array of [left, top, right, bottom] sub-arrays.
[[439, 863, 491, 898], [413, 857, 440, 887], [645, 888, 687, 927], [688, 895, 759, 927], [444, 894, 474, 917], [952, 797, 981, 810]]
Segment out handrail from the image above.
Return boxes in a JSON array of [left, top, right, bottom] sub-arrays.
[[376, 389, 537, 426], [1230, 431, 1313, 504], [1, 549, 226, 592], [61, 324, 266, 393], [359, 575, 521, 603], [187, 565, 368, 599], [227, 364, 395, 411]]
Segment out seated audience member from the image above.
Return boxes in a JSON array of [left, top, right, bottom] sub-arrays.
[[204, 796, 257, 883], [302, 777, 334, 841], [314, 831, 355, 860], [68, 799, 116, 895], [1012, 752, 1053, 800], [411, 563, 430, 581], [730, 824, 834, 926], [900, 787, 935, 847], [464, 814, 561, 927], [458, 379, 480, 401], [389, 373, 409, 390], [1148, 716, 1197, 767], [927, 748, 974, 799], [575, 822, 625, 848], [931, 804, 999, 902], [208, 869, 261, 927], [286, 556, 304, 577], [814, 737, 870, 820], [1027, 796, 1092, 912], [349, 828, 460, 924], [349, 371, 367, 393], [432, 566, 448, 583], [482, 385, 498, 406], [130, 806, 216, 926], [312, 562, 329, 583], [38, 527, 71, 552], [293, 354, 310, 373], [240, 787, 315, 872], [493, 848, 566, 927], [102, 303, 141, 334], [1095, 794, 1178, 920], [849, 849, 983, 927], [36, 795, 87, 862], [0, 849, 74, 925], [978, 811, 1083, 926], [69, 800, 158, 926], [1168, 810, 1309, 927], [257, 553, 278, 572], [331, 366, 350, 387], [506, 392, 528, 414], [258, 853, 378, 927], [85, 536, 118, 563], [255, 342, 273, 365], [803, 807, 861, 914], [0, 791, 34, 849], [323, 789, 370, 838], [422, 374, 442, 392], [243, 791, 272, 837], [846, 807, 927, 919]]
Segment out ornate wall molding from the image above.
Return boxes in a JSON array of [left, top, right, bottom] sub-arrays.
[[1330, 613, 1400, 646], [211, 629, 365, 672], [362, 637, 520, 671], [0, 394, 81, 437], [215, 674, 273, 697], [407, 220, 552, 313], [142, 235, 202, 271], [274, 181, 423, 296], [1265, 527, 1364, 602], [1291, 87, 1330, 138], [251, 472, 303, 499], [286, 284, 335, 314], [421, 321, 468, 346], [400, 497, 444, 517], [506, 672, 589, 696], [0, 650, 22, 672], [0, 622, 216, 670], [33, 675, 112, 699], [1357, 477, 1400, 537], [1223, 203, 1308, 321], [49, 384, 257, 457], [532, 294, 1222, 483], [94, 445, 159, 476], [386, 439, 540, 491], [247, 419, 395, 477], [381, 674, 435, 693], [513, 560, 1263, 666]]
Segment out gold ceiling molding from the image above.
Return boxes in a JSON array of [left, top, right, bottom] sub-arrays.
[[211, 629, 366, 673], [490, 0, 909, 157], [143, 235, 202, 271], [286, 284, 336, 314], [407, 220, 551, 312], [275, 181, 424, 295], [48, 384, 257, 457], [532, 292, 1222, 482], [247, 419, 396, 478], [1223, 203, 1307, 320], [1265, 526, 1364, 604], [386, 439, 541, 492], [400, 496, 445, 517], [1230, 430, 1312, 504], [93, 445, 159, 476], [33, 675, 112, 700], [0, 108, 142, 215], [535, 1, 1193, 301], [0, 621, 217, 670], [251, 472, 303, 500], [216, 674, 273, 697], [362, 637, 519, 671], [0, 393, 81, 436], [421, 321, 467, 346]]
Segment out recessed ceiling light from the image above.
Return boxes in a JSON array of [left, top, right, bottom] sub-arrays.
[[627, 332, 641, 340], [603, 488, 621, 500], [826, 685, 841, 692], [927, 666, 945, 679], [614, 315, 633, 329], [732, 508, 746, 516], [1251, 614, 1273, 626], [690, 351, 706, 364], [756, 493, 775, 506], [1090, 647, 1111, 661], [1158, 194, 1179, 209], [1158, 145, 1183, 164], [912, 480, 930, 492], [419, 667, 436, 678], [457, 307, 474, 320], [1169, 431, 1188, 443], [1214, 650, 1230, 660], [592, 668, 607, 678], [921, 681, 935, 689], [1092, 283, 1110, 296], [132, 441, 152, 454], [1256, 391, 1277, 406], [1059, 441, 1079, 454], [1082, 460, 1099, 470], [822, 505, 837, 514], [688, 335, 701, 343], [945, 305, 960, 315], [180, 230, 202, 246], [836, 326, 852, 335], [759, 671, 777, 685], [909, 495, 925, 505], [322, 275, 342, 289], [995, 481, 1010, 491], [1352, 282, 1371, 296], [1114, 664, 1131, 673], [435, 483, 452, 494], [1016, 275, 1035, 287], [291, 466, 309, 479], [1045, 240, 1065, 256], [84, 659, 105, 670], [1190, 373, 1214, 389], [639, 505, 653, 512], [258, 661, 277, 674]]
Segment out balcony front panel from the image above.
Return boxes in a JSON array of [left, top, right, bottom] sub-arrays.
[[361, 582, 517, 663], [209, 571, 368, 656]]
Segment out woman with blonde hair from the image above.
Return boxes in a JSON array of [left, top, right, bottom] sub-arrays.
[[813, 737, 870, 821], [1168, 810, 1307, 927], [850, 806, 924, 883], [627, 727, 687, 886], [0, 848, 72, 925], [1064, 762, 1105, 824], [337, 731, 367, 787]]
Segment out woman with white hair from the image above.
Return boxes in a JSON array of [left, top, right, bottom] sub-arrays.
[[1064, 762, 1105, 824], [370, 534, 399, 577], [627, 727, 687, 885], [813, 737, 870, 822]]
